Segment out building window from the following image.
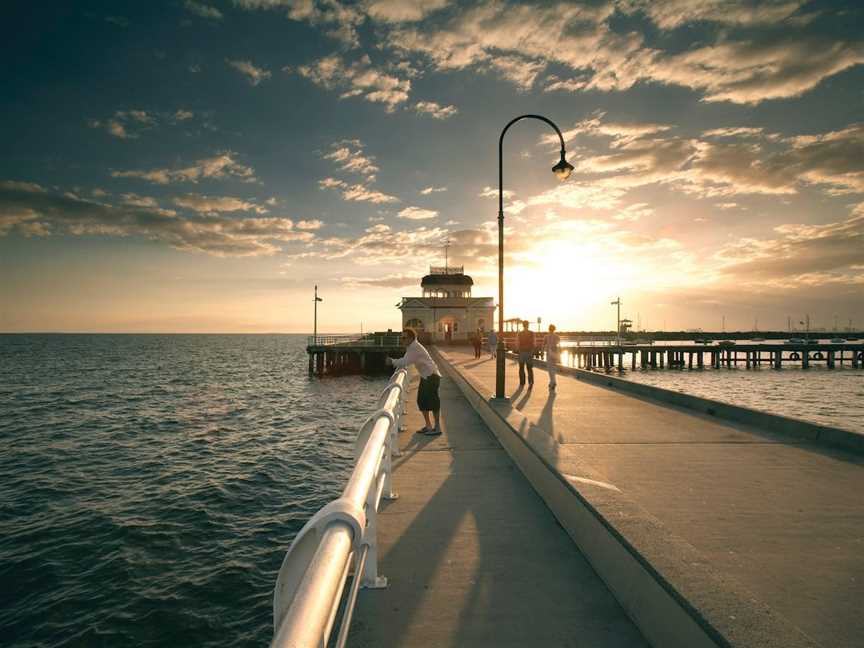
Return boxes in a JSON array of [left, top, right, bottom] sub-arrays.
[[406, 318, 424, 330]]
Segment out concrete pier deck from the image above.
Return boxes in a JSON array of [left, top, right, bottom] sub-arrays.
[[350, 370, 649, 647], [437, 349, 864, 648]]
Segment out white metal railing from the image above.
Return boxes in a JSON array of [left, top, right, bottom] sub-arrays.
[[272, 368, 408, 648], [307, 334, 403, 347]]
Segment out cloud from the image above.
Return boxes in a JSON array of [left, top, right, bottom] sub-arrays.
[[621, 0, 808, 29], [702, 127, 768, 139], [414, 100, 458, 119], [613, 202, 653, 221], [575, 136, 697, 187], [89, 109, 196, 138], [486, 54, 546, 90], [546, 113, 673, 147], [713, 207, 864, 287], [384, 3, 637, 92], [233, 0, 365, 46], [297, 54, 411, 111], [184, 0, 223, 19], [0, 180, 313, 257], [342, 273, 419, 288], [364, 0, 448, 23], [296, 219, 323, 230], [383, 2, 862, 105], [121, 193, 159, 208], [682, 123, 864, 197], [318, 177, 399, 203], [323, 140, 379, 179], [398, 206, 438, 220], [112, 152, 257, 185], [534, 115, 864, 200], [226, 59, 272, 85], [644, 35, 864, 104], [172, 194, 264, 213], [478, 186, 513, 199], [302, 222, 447, 265], [420, 186, 447, 195], [527, 183, 627, 211], [89, 111, 151, 139]]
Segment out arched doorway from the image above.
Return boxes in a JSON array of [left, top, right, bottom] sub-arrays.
[[437, 316, 456, 342]]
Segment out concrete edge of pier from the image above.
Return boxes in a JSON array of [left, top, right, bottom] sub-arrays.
[[517, 352, 864, 456], [433, 348, 822, 648]]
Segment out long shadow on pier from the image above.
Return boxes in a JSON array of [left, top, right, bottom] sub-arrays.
[[351, 369, 647, 648], [441, 347, 864, 648]]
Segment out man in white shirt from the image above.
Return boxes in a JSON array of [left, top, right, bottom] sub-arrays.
[[386, 327, 442, 435]]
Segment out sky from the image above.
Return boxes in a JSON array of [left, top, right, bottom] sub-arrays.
[[1, 0, 863, 333]]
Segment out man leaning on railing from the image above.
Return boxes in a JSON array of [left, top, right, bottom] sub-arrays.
[[385, 327, 442, 435]]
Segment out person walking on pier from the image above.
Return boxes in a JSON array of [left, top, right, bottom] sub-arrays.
[[544, 324, 560, 391], [487, 330, 497, 359], [518, 320, 535, 387], [472, 328, 482, 359], [386, 327, 442, 435]]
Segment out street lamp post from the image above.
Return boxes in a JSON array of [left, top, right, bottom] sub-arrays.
[[313, 284, 323, 345], [495, 115, 574, 399], [611, 297, 621, 347]]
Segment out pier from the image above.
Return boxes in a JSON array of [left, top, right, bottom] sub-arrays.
[[275, 345, 863, 647], [545, 342, 864, 371], [306, 333, 403, 375]]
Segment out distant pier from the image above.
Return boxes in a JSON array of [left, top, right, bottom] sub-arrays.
[[548, 342, 864, 371], [306, 333, 403, 375]]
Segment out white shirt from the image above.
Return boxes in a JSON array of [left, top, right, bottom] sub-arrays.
[[392, 339, 440, 378]]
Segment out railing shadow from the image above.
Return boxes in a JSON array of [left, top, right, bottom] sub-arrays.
[[350, 352, 628, 648]]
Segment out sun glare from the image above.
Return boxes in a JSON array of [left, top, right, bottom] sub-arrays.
[[507, 240, 627, 329]]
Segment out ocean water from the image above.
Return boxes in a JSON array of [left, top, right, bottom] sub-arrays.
[[618, 363, 864, 434], [557, 344, 864, 434], [0, 334, 388, 647]]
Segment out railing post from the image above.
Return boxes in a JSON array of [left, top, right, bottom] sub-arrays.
[[361, 480, 387, 589]]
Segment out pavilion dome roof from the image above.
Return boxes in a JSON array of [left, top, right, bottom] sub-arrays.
[[421, 273, 473, 287]]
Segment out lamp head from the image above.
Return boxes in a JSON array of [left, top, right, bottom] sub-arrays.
[[552, 154, 574, 181]]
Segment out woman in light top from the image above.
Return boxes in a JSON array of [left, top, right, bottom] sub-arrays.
[[544, 324, 561, 391], [487, 330, 498, 359]]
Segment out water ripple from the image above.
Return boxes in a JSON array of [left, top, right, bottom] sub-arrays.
[[617, 362, 864, 434], [0, 334, 387, 647]]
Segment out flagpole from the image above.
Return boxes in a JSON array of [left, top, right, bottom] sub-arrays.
[[314, 285, 322, 345]]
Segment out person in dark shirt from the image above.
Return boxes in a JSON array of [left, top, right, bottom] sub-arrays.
[[472, 328, 482, 358], [517, 320, 535, 387]]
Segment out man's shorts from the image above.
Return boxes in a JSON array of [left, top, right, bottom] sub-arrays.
[[417, 374, 441, 411]]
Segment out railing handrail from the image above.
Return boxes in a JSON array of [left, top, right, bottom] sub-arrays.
[[272, 368, 408, 648]]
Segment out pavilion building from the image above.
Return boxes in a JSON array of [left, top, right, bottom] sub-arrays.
[[398, 265, 495, 343]]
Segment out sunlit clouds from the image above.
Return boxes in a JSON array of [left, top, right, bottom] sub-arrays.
[[111, 153, 257, 185], [3, 0, 864, 331], [226, 59, 272, 85], [0, 181, 310, 257]]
